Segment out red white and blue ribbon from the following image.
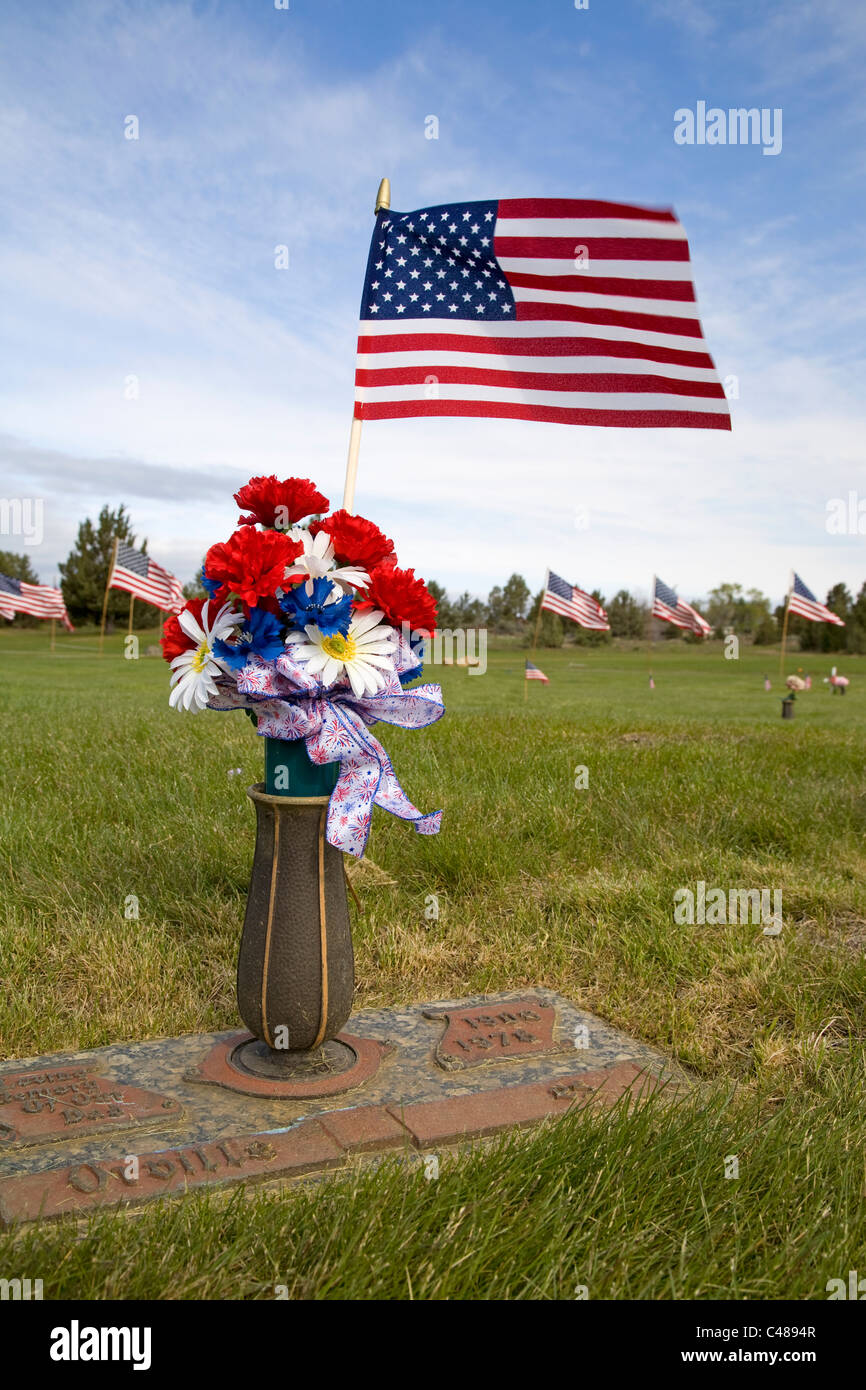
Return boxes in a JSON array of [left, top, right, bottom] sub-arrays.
[[207, 638, 443, 858]]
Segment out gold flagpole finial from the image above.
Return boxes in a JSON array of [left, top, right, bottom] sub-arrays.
[[375, 177, 391, 213]]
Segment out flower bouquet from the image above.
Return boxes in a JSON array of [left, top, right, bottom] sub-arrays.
[[161, 474, 444, 859], [160, 476, 444, 1064]]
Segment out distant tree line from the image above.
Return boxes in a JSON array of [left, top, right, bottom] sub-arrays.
[[4, 510, 864, 654], [428, 576, 866, 653]]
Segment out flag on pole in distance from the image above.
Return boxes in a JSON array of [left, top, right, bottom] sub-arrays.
[[111, 543, 184, 612], [525, 660, 549, 683], [541, 570, 610, 630], [354, 197, 731, 431], [788, 572, 845, 626], [652, 577, 711, 636], [0, 572, 74, 630]]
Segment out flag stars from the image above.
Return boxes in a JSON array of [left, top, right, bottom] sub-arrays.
[[364, 201, 510, 320]]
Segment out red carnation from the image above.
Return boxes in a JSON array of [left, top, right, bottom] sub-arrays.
[[310, 510, 396, 571], [364, 565, 438, 634], [205, 528, 302, 607], [234, 475, 329, 529], [161, 599, 206, 664]]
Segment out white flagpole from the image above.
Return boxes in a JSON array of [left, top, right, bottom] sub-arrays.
[[341, 177, 391, 515]]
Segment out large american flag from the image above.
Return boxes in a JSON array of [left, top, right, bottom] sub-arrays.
[[788, 572, 845, 626], [0, 572, 74, 629], [355, 198, 731, 429], [652, 576, 711, 636], [111, 542, 184, 612], [541, 569, 610, 630]]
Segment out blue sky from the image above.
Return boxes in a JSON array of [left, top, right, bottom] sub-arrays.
[[1, 0, 864, 605]]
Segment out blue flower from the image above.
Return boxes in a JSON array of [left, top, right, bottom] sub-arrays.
[[200, 568, 222, 600], [213, 605, 285, 671], [280, 576, 354, 637]]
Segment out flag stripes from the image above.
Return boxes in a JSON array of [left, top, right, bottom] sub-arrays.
[[541, 570, 610, 630], [652, 577, 711, 636], [525, 660, 549, 683], [111, 543, 184, 612], [788, 573, 845, 626], [0, 573, 73, 628], [355, 196, 731, 431]]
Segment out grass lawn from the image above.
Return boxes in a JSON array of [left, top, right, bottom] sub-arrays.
[[1, 626, 864, 1299]]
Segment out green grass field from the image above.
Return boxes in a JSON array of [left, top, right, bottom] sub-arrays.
[[1, 626, 864, 1299]]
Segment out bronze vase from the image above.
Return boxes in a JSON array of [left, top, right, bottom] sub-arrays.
[[233, 740, 355, 1079]]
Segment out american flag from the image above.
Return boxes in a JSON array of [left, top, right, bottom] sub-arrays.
[[355, 198, 731, 429], [788, 572, 845, 626], [0, 572, 74, 630], [652, 576, 711, 636], [111, 542, 184, 612], [541, 569, 610, 630], [525, 660, 549, 683]]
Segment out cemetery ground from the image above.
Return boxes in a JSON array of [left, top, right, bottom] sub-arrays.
[[0, 626, 864, 1300]]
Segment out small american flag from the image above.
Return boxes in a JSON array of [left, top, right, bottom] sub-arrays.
[[0, 572, 74, 629], [525, 660, 549, 683], [112, 542, 184, 612], [541, 569, 609, 630], [652, 577, 711, 636], [355, 197, 731, 430], [788, 573, 845, 626]]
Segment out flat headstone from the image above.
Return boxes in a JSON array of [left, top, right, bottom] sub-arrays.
[[0, 991, 688, 1227]]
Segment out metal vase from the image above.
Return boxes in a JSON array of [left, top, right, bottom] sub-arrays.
[[234, 741, 354, 1077]]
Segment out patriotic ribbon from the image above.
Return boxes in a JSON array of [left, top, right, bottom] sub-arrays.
[[208, 641, 443, 858]]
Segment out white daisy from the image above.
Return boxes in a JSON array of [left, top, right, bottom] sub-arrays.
[[169, 601, 240, 712], [284, 526, 369, 593], [287, 608, 397, 698]]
